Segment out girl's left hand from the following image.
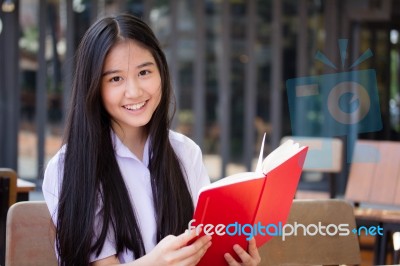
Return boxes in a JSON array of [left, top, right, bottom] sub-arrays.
[[224, 237, 261, 266]]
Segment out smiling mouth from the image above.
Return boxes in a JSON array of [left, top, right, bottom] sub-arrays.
[[123, 101, 147, 111]]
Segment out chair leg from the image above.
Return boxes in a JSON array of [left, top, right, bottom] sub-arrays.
[[375, 223, 400, 265], [394, 250, 400, 264], [394, 232, 400, 264], [329, 173, 336, 198], [0, 177, 10, 265], [373, 222, 387, 265]]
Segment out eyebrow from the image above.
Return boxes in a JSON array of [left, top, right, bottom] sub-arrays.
[[102, 69, 121, 77], [102, 61, 156, 76], [137, 61, 155, 69]]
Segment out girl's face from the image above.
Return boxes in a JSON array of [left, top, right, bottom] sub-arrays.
[[101, 40, 162, 135]]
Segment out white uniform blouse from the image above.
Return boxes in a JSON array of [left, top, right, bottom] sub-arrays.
[[42, 130, 210, 263]]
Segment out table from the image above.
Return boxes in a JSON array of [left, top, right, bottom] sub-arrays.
[[16, 179, 36, 201]]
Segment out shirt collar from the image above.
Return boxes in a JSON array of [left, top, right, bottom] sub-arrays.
[[111, 130, 150, 167]]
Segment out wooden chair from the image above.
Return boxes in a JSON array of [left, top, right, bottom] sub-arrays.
[[5, 201, 58, 266], [281, 136, 343, 198], [345, 140, 400, 207], [259, 199, 361, 265], [0, 167, 36, 204], [0, 168, 17, 207], [344, 139, 400, 265], [0, 168, 18, 265]]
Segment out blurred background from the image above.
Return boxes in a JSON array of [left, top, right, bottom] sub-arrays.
[[1, 0, 400, 196]]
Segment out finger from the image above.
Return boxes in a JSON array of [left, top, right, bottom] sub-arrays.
[[248, 238, 261, 263], [232, 244, 253, 264], [224, 252, 240, 266], [177, 234, 211, 257], [167, 235, 212, 264], [196, 240, 212, 262], [170, 229, 199, 249]]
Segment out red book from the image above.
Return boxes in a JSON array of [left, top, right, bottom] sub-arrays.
[[191, 135, 308, 266]]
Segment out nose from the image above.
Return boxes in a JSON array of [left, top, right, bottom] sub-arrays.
[[124, 77, 143, 98]]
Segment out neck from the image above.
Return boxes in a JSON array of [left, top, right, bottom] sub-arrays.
[[112, 124, 147, 161]]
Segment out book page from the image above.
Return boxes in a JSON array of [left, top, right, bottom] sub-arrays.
[[198, 138, 306, 194], [198, 171, 261, 194], [262, 139, 306, 174]]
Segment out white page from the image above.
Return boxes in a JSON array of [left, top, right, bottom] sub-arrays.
[[262, 140, 304, 174], [199, 138, 306, 194]]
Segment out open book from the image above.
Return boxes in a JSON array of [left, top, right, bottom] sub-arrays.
[[192, 134, 308, 266]]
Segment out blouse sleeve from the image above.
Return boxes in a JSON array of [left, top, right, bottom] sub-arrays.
[[42, 149, 63, 225]]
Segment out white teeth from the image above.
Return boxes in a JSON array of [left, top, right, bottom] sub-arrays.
[[124, 101, 146, 110]]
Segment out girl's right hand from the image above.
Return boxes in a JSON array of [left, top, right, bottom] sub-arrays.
[[145, 230, 212, 266]]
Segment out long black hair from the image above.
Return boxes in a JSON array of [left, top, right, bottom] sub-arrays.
[[57, 14, 194, 265]]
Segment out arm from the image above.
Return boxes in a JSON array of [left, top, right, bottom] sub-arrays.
[[91, 230, 212, 266]]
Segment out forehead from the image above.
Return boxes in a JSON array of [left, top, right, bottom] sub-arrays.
[[103, 39, 155, 68]]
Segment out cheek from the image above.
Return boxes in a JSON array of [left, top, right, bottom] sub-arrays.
[[100, 87, 119, 112], [154, 86, 162, 106], [150, 77, 162, 101]]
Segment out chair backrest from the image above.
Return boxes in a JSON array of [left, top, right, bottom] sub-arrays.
[[281, 136, 343, 173], [345, 139, 400, 206], [258, 199, 361, 266], [6, 201, 58, 266], [0, 168, 17, 207]]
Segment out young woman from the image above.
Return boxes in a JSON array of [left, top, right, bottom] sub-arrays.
[[43, 14, 261, 266]]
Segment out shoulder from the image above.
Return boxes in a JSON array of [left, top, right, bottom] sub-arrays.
[[42, 145, 66, 196], [45, 145, 66, 173], [42, 145, 67, 220], [168, 130, 201, 156], [168, 131, 210, 203]]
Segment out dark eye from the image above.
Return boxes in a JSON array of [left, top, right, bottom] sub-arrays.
[[110, 76, 123, 82], [139, 70, 150, 76]]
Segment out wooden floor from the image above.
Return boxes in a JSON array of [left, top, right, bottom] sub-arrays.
[[360, 235, 376, 265]]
